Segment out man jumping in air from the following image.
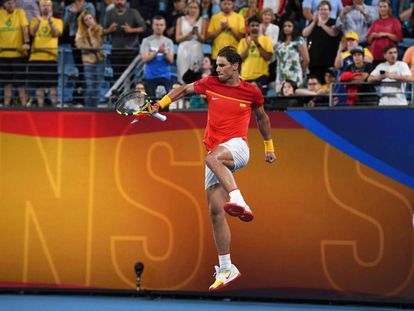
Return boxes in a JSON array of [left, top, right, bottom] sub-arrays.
[[152, 46, 276, 291]]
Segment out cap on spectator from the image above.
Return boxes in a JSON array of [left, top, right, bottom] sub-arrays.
[[325, 67, 337, 77], [39, 0, 52, 4], [345, 31, 359, 41], [350, 45, 364, 55]]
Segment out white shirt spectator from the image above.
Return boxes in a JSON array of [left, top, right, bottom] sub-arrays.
[[370, 61, 411, 106], [335, 3, 378, 45]]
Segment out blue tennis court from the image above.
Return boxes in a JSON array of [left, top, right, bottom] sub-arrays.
[[0, 294, 408, 311]]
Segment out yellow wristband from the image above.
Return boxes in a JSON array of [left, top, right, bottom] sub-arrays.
[[264, 139, 274, 153], [157, 95, 172, 109]]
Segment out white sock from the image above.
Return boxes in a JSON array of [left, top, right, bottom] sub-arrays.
[[218, 253, 232, 271], [229, 189, 245, 205]]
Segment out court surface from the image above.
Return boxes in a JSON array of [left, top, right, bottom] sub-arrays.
[[0, 294, 409, 311]]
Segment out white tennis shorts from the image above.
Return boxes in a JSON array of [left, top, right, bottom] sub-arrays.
[[205, 137, 250, 189]]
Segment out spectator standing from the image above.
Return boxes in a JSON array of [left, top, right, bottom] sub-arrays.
[[63, 0, 95, 104], [367, 0, 402, 66], [302, 0, 343, 22], [237, 15, 273, 94], [336, 0, 377, 46], [302, 0, 340, 84], [259, 7, 279, 46], [28, 0, 62, 107], [0, 0, 30, 106], [63, 0, 95, 43], [258, 0, 288, 20], [259, 8, 279, 83], [275, 19, 309, 92], [140, 15, 174, 98], [207, 0, 245, 63], [368, 44, 411, 105], [75, 11, 105, 107], [103, 0, 145, 81], [175, 0, 207, 84], [339, 45, 377, 105]]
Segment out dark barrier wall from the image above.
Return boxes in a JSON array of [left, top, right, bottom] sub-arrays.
[[0, 109, 413, 303]]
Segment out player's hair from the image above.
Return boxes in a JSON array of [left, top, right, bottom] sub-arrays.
[[217, 46, 242, 71]]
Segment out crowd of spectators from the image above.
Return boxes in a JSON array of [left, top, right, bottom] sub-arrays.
[[0, 0, 414, 108]]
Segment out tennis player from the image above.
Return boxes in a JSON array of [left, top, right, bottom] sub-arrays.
[[152, 46, 276, 291]]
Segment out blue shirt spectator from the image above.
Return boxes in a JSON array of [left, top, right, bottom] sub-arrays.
[[140, 15, 174, 99]]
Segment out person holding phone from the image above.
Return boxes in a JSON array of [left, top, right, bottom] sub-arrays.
[[335, 0, 377, 46], [175, 0, 207, 83], [368, 44, 411, 106]]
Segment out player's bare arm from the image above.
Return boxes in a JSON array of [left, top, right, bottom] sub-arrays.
[[152, 83, 196, 111], [254, 106, 276, 164]]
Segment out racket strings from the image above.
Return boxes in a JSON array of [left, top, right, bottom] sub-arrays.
[[116, 92, 152, 115]]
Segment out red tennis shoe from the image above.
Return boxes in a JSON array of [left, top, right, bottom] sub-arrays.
[[224, 203, 254, 222]]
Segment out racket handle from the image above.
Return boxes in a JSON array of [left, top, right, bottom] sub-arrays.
[[151, 112, 167, 122]]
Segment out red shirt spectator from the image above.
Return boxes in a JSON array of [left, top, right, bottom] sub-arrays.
[[367, 0, 402, 62]]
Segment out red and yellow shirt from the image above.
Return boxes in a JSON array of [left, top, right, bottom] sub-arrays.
[[193, 76, 263, 151]]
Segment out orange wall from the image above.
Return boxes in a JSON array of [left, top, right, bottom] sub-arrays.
[[0, 111, 413, 302]]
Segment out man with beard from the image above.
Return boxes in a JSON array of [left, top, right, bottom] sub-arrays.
[[28, 0, 62, 107], [0, 0, 30, 106], [103, 0, 145, 81], [368, 44, 412, 106], [237, 15, 273, 95], [150, 46, 276, 291]]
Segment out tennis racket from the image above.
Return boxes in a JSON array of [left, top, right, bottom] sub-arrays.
[[114, 90, 167, 122]]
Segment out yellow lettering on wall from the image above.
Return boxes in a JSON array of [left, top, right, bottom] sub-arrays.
[[23, 201, 61, 284]]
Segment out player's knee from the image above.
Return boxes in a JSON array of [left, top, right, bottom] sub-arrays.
[[209, 205, 224, 221], [205, 153, 218, 169]]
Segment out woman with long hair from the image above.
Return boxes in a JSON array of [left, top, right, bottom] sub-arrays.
[[75, 10, 105, 106], [274, 19, 309, 92], [175, 0, 207, 84], [367, 0, 402, 66]]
